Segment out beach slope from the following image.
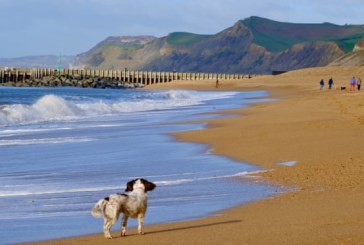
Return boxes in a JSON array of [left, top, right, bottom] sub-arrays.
[[27, 67, 364, 245]]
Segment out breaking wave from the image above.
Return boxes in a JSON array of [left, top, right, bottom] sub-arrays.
[[0, 90, 237, 125]]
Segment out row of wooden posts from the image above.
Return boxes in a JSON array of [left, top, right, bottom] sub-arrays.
[[0, 68, 253, 85]]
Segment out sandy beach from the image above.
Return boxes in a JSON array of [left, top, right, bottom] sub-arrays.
[[27, 66, 364, 245]]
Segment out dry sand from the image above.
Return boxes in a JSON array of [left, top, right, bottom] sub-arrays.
[[27, 66, 364, 245]]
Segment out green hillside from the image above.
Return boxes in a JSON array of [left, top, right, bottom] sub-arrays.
[[73, 16, 364, 73], [243, 16, 364, 53], [166, 32, 211, 46], [325, 33, 364, 52]]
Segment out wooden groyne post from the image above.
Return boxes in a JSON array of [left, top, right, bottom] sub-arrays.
[[0, 67, 254, 86]]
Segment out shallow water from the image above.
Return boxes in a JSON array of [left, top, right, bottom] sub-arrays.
[[0, 87, 280, 244]]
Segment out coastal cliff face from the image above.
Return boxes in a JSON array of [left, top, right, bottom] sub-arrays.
[[72, 16, 364, 74], [71, 36, 157, 69], [329, 37, 364, 66]]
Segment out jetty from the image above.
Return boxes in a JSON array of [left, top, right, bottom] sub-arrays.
[[0, 68, 253, 88]]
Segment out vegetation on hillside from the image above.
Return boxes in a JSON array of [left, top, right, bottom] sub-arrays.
[[243, 16, 364, 53], [72, 16, 364, 73], [166, 32, 211, 46]]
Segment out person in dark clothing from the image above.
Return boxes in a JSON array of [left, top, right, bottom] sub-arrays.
[[319, 79, 324, 90], [328, 78, 334, 90]]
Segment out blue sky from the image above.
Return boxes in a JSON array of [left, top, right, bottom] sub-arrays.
[[1, 0, 363, 58]]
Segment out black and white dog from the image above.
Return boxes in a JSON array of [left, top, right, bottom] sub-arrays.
[[91, 178, 156, 239]]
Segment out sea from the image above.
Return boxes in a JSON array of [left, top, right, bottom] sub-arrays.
[[0, 86, 280, 244]]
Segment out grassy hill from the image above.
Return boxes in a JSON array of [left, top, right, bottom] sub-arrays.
[[72, 17, 364, 74], [166, 32, 211, 46], [329, 37, 364, 66], [243, 16, 364, 53], [72, 36, 156, 69]]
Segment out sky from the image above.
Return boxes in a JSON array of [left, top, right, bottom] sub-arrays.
[[0, 0, 363, 58]]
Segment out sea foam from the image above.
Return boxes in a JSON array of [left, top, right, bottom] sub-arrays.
[[0, 136, 95, 146], [0, 90, 237, 126]]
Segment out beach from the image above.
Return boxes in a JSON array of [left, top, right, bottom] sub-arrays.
[[1, 88, 276, 244], [25, 66, 364, 245]]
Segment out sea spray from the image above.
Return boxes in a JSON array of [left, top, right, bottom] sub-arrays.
[[0, 89, 239, 126]]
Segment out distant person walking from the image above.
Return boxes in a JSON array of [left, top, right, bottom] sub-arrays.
[[319, 79, 324, 90], [350, 76, 356, 91], [215, 79, 219, 88], [357, 77, 362, 91], [328, 78, 334, 90]]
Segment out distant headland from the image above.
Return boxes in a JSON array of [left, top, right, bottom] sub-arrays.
[[1, 16, 364, 74]]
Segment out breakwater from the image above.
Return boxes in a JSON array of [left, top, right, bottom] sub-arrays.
[[0, 68, 252, 88]]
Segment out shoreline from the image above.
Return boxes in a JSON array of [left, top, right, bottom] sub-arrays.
[[25, 66, 364, 245]]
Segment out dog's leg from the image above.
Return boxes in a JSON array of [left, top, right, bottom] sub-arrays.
[[103, 217, 113, 239], [121, 215, 128, 237], [138, 213, 145, 235]]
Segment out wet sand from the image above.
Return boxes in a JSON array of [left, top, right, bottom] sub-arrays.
[[26, 66, 364, 245]]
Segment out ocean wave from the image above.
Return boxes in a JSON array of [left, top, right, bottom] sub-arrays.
[[0, 124, 120, 137], [152, 193, 233, 203], [0, 127, 72, 136], [0, 137, 95, 146], [0, 171, 255, 198], [0, 210, 90, 220], [148, 171, 264, 187], [0, 90, 238, 126], [155, 179, 194, 186], [0, 186, 121, 197], [0, 95, 82, 125]]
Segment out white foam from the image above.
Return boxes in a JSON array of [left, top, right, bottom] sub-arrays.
[[0, 90, 238, 126], [156, 193, 232, 203], [0, 170, 256, 198], [0, 127, 72, 136], [154, 171, 253, 186], [0, 186, 120, 197], [276, 161, 297, 166], [0, 210, 90, 220], [0, 95, 81, 125], [0, 137, 95, 146], [155, 179, 193, 186]]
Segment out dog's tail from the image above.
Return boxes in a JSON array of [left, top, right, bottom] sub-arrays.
[[91, 198, 108, 218]]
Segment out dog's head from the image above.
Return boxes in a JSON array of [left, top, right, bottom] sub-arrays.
[[125, 178, 156, 193]]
